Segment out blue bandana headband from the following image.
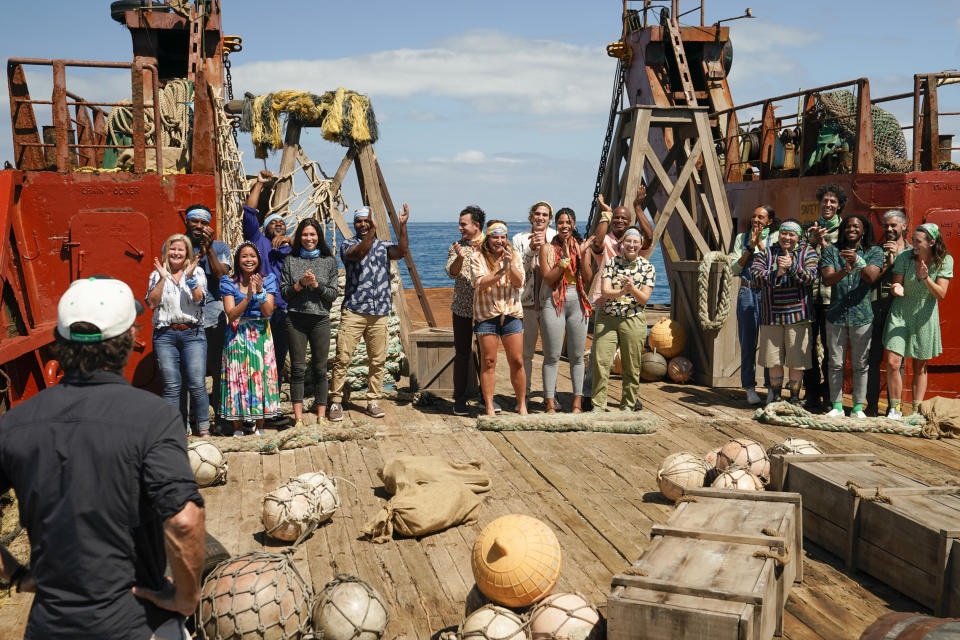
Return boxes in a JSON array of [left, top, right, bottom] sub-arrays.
[[779, 221, 803, 237], [919, 222, 941, 242], [487, 223, 508, 236], [263, 213, 283, 229], [354, 206, 371, 220], [186, 207, 212, 223]]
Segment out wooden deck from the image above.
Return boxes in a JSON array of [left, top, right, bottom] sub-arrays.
[[2, 288, 958, 638]]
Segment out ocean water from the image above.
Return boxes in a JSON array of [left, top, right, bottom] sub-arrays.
[[392, 221, 671, 305]]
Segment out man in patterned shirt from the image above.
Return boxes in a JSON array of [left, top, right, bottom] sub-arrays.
[[328, 205, 409, 421]]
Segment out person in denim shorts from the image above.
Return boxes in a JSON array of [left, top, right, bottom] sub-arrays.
[[470, 220, 527, 416]]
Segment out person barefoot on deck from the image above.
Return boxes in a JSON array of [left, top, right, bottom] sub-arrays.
[[472, 220, 527, 416]]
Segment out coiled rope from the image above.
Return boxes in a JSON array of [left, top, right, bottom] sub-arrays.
[[697, 251, 733, 330], [754, 401, 940, 438]]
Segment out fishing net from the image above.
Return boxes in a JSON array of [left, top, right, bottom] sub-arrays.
[[261, 478, 330, 544], [458, 604, 527, 640], [816, 89, 912, 173], [311, 574, 390, 640], [187, 440, 228, 487], [528, 592, 602, 640], [196, 550, 312, 640]]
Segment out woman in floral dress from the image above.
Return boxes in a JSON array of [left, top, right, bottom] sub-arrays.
[[883, 222, 953, 419], [220, 242, 281, 435]]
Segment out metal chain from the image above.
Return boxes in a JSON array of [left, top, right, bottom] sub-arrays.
[[222, 36, 242, 145], [587, 57, 626, 231]]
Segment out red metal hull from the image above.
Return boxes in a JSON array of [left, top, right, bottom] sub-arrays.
[[0, 169, 217, 404]]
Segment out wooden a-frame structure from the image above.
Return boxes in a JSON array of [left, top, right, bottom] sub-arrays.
[[598, 105, 745, 387]]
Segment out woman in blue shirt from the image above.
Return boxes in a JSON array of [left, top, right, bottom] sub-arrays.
[[220, 242, 281, 436]]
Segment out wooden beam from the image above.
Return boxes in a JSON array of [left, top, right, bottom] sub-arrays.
[[295, 146, 353, 239], [373, 156, 437, 328], [854, 79, 875, 174], [273, 121, 302, 218]]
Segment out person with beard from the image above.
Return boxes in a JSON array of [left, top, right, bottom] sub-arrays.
[[182, 203, 231, 429], [730, 205, 779, 405], [865, 210, 910, 416], [243, 171, 293, 413], [802, 184, 845, 411], [473, 221, 527, 416], [751, 220, 820, 404], [445, 205, 485, 416], [581, 188, 654, 410], [512, 201, 556, 401], [328, 205, 410, 421], [883, 223, 953, 419], [538, 208, 593, 413], [819, 214, 883, 418]]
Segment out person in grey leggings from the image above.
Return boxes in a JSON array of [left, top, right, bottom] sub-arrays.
[[538, 208, 594, 413]]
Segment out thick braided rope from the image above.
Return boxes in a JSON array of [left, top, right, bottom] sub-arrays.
[[210, 87, 248, 250], [754, 401, 938, 438], [697, 251, 733, 330], [196, 420, 374, 454], [847, 480, 893, 504]]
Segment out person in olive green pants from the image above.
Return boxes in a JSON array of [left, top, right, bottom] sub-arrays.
[[591, 228, 656, 411]]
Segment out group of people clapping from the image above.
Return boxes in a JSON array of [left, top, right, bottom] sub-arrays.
[[733, 184, 952, 419]]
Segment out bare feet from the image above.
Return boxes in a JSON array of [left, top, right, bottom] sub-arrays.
[[517, 404, 528, 415]]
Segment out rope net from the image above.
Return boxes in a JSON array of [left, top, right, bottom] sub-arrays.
[[261, 477, 330, 544], [311, 574, 390, 640], [197, 549, 313, 640], [816, 89, 912, 173]]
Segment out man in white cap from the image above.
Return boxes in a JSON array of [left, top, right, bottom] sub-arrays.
[[0, 276, 205, 639], [328, 204, 409, 421]]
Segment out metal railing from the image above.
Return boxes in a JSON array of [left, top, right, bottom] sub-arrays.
[[7, 58, 162, 174]]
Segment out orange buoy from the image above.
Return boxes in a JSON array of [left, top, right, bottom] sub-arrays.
[[471, 514, 562, 608]]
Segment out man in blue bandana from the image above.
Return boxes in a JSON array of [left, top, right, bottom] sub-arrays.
[[327, 204, 409, 421], [183, 203, 231, 428], [243, 170, 294, 403]]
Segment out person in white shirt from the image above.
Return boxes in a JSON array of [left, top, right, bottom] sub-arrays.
[[512, 201, 557, 400]]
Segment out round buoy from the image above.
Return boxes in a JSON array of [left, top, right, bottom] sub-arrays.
[[528, 592, 601, 640], [459, 604, 526, 640], [471, 514, 561, 608], [716, 438, 770, 480], [711, 467, 765, 491], [311, 574, 390, 640], [295, 470, 341, 523], [188, 440, 227, 487], [667, 356, 693, 383], [648, 318, 686, 358], [657, 452, 709, 502], [640, 351, 667, 382], [197, 550, 312, 640], [262, 478, 326, 543], [767, 437, 823, 457]]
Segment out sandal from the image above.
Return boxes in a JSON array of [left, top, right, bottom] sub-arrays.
[[198, 430, 211, 438]]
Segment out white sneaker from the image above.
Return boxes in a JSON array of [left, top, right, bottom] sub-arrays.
[[851, 410, 867, 419], [887, 408, 903, 420], [745, 389, 761, 405], [825, 408, 844, 418]]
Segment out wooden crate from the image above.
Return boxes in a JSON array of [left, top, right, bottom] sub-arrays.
[[608, 488, 802, 640], [769, 452, 960, 616], [409, 327, 477, 398]]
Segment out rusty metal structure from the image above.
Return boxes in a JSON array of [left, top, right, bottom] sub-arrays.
[[599, 0, 960, 397], [1, 1, 227, 405]]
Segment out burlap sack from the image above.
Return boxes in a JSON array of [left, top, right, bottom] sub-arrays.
[[361, 482, 482, 544], [379, 456, 492, 495], [919, 396, 960, 438]]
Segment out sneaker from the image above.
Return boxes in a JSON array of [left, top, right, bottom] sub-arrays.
[[492, 400, 502, 414], [745, 389, 761, 405], [293, 419, 305, 429], [232, 430, 244, 437], [765, 389, 779, 405], [328, 402, 344, 422], [453, 400, 469, 416], [581, 397, 593, 412], [887, 407, 903, 420], [634, 399, 643, 411], [825, 408, 844, 418], [851, 410, 867, 419], [365, 402, 385, 419]]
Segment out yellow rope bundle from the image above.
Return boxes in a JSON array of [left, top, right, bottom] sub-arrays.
[[244, 89, 378, 158]]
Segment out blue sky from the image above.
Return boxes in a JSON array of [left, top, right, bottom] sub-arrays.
[[2, 1, 960, 221]]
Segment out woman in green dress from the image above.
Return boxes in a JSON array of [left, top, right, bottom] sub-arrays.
[[883, 222, 953, 419]]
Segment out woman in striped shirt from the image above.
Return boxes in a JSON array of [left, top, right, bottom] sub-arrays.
[[750, 219, 819, 405], [471, 220, 527, 416]]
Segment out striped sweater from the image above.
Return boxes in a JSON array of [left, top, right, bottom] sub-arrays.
[[750, 243, 819, 325]]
